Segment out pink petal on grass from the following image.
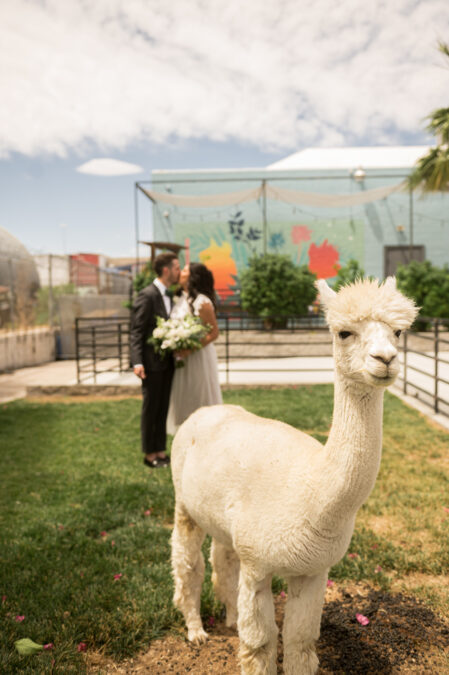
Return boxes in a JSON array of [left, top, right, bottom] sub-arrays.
[[326, 580, 335, 588], [374, 565, 383, 573], [279, 591, 287, 598], [77, 642, 87, 652], [113, 573, 123, 581], [144, 509, 152, 516], [100, 531, 107, 537], [2, 595, 6, 604], [43, 643, 54, 650], [356, 613, 370, 626], [111, 541, 115, 547], [443, 507, 449, 513], [348, 553, 359, 559], [15, 615, 25, 622]]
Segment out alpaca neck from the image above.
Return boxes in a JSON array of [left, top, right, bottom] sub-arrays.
[[321, 371, 384, 526]]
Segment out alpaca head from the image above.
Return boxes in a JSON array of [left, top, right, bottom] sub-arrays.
[[317, 277, 418, 388]]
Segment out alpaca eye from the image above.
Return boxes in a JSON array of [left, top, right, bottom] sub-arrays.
[[339, 331, 352, 339], [395, 330, 402, 338]]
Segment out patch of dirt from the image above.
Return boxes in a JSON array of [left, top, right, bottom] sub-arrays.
[[89, 584, 449, 674]]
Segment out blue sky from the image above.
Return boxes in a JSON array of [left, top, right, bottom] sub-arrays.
[[1, 0, 448, 258]]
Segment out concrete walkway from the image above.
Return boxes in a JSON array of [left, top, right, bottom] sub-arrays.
[[1, 356, 448, 432]]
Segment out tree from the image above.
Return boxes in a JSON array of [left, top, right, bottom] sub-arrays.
[[240, 254, 317, 328], [132, 262, 156, 295], [408, 42, 449, 192], [396, 260, 449, 321], [333, 259, 366, 292]]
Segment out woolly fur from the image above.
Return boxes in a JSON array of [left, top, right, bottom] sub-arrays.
[[321, 278, 418, 332], [170, 278, 418, 675]]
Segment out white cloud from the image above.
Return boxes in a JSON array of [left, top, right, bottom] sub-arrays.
[[1, 0, 448, 158], [76, 158, 144, 175]]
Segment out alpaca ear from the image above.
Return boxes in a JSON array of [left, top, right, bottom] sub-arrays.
[[316, 279, 336, 307], [384, 276, 397, 290]]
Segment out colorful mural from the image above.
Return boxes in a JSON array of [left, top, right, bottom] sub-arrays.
[[308, 240, 341, 278], [198, 239, 237, 299], [157, 192, 364, 296], [172, 217, 362, 295]]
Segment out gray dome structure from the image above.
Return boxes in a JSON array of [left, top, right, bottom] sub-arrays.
[[0, 226, 40, 299]]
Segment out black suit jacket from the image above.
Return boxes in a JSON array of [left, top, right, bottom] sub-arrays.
[[130, 282, 173, 372]]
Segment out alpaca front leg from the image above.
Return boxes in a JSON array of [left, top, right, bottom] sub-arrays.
[[282, 572, 328, 675], [171, 503, 207, 644], [210, 539, 240, 628], [237, 567, 277, 675]]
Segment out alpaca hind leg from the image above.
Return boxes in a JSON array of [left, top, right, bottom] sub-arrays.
[[282, 572, 328, 675], [210, 539, 240, 628], [237, 567, 277, 675], [171, 503, 207, 644]]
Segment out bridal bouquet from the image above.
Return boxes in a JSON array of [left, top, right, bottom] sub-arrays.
[[149, 314, 210, 367]]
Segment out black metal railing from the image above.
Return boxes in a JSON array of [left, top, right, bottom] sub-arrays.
[[397, 317, 449, 418], [215, 314, 332, 385], [75, 317, 130, 384], [74, 314, 449, 420]]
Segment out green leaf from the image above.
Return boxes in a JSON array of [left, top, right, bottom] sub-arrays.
[[14, 638, 44, 655]]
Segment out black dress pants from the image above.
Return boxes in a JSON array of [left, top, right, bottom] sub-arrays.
[[141, 367, 174, 455]]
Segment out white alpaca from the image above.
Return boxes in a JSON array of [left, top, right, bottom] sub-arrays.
[[170, 278, 418, 675]]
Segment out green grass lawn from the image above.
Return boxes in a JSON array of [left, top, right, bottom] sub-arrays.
[[1, 387, 448, 673]]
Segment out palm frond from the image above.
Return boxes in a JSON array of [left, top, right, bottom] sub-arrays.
[[407, 146, 449, 192], [438, 41, 449, 60], [425, 107, 449, 143]]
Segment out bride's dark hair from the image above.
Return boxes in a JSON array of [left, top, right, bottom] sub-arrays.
[[187, 262, 217, 311]]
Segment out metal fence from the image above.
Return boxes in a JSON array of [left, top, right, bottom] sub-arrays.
[[397, 317, 449, 418], [75, 317, 130, 384], [215, 314, 331, 384], [74, 312, 332, 384], [0, 253, 132, 330], [73, 313, 449, 421]]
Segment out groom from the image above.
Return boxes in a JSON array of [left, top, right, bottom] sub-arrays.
[[130, 252, 181, 468]]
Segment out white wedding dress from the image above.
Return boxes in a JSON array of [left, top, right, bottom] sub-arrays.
[[167, 292, 223, 435]]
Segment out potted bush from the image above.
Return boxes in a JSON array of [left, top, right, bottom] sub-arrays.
[[240, 254, 317, 329], [396, 260, 449, 328]]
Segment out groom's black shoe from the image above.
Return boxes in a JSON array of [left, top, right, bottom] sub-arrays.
[[143, 456, 170, 469], [157, 455, 170, 466]]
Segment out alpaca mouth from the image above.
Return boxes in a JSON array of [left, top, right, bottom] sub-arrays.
[[367, 370, 397, 387], [369, 372, 396, 385]]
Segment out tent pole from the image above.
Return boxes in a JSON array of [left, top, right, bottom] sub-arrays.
[[409, 187, 414, 263], [134, 182, 140, 276], [262, 179, 267, 255]]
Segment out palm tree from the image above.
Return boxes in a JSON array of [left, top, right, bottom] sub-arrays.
[[408, 42, 449, 192]]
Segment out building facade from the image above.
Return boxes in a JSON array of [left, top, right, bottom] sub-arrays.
[[145, 147, 449, 297]]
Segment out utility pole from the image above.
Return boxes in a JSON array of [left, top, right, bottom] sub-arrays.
[[408, 187, 414, 263], [48, 254, 54, 328], [262, 179, 267, 255]]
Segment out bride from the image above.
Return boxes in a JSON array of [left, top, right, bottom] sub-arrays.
[[167, 262, 223, 434]]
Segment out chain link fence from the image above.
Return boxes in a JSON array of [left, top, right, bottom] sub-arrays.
[[0, 253, 132, 330]]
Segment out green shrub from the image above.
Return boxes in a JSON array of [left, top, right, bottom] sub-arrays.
[[240, 254, 317, 326], [133, 262, 156, 295], [333, 259, 367, 291], [122, 263, 157, 309], [396, 260, 449, 319]]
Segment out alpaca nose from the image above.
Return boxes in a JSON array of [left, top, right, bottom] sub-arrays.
[[370, 351, 397, 366]]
